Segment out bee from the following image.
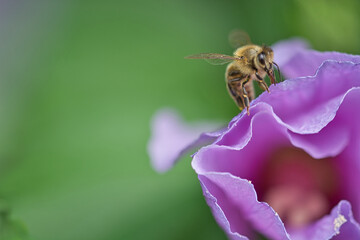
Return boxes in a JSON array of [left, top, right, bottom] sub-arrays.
[[185, 30, 281, 115]]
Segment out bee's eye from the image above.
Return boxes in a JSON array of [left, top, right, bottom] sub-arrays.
[[258, 53, 265, 65]]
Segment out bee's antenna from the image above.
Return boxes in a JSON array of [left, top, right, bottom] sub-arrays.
[[273, 62, 283, 82]]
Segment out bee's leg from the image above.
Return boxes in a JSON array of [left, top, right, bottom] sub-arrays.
[[236, 96, 245, 112], [227, 75, 251, 114], [255, 72, 270, 93], [227, 83, 245, 112], [241, 79, 251, 115]]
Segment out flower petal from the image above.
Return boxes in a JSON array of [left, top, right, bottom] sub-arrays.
[[272, 39, 360, 79], [197, 173, 290, 240], [328, 88, 360, 221], [199, 173, 289, 240], [286, 87, 360, 159], [193, 111, 289, 178], [250, 61, 360, 134], [199, 176, 250, 240], [193, 111, 292, 239], [148, 108, 223, 172]]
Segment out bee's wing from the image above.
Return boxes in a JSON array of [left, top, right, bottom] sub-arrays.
[[185, 53, 238, 65], [228, 29, 251, 49]]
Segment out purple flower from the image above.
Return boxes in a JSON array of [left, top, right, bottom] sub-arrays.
[[148, 39, 360, 239]]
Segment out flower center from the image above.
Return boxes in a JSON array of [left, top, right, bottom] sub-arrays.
[[256, 147, 340, 229]]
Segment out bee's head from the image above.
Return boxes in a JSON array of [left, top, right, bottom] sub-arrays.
[[256, 46, 274, 71], [256, 46, 282, 85]]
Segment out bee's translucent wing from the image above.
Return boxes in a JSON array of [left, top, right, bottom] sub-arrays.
[[228, 29, 251, 49], [185, 53, 238, 65]]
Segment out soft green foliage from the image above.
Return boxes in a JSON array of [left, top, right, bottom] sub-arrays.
[[0, 200, 28, 240], [0, 0, 358, 240], [295, 0, 360, 53]]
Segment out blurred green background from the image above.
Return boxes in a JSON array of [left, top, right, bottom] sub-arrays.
[[0, 0, 359, 239]]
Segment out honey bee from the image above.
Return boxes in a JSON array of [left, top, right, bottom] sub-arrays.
[[185, 30, 281, 115]]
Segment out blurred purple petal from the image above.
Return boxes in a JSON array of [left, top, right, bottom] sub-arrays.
[[148, 108, 224, 172], [273, 39, 360, 79], [272, 38, 310, 68]]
